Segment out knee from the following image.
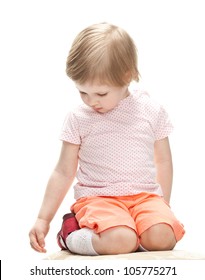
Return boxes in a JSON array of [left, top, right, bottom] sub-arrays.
[[93, 226, 139, 255], [106, 227, 139, 254], [140, 223, 176, 251]]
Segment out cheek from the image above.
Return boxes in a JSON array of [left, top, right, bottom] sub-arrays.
[[110, 96, 120, 105], [80, 95, 88, 103], [104, 98, 118, 109]]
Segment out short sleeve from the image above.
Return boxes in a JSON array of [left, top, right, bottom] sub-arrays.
[[60, 112, 81, 144], [154, 106, 173, 140]]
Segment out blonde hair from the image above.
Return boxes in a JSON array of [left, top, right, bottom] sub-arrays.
[[66, 23, 140, 86]]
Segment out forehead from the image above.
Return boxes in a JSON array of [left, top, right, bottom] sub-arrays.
[[75, 82, 112, 93]]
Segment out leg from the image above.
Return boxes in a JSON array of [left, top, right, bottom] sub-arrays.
[[92, 226, 139, 255], [130, 193, 185, 251], [140, 223, 176, 251], [66, 196, 139, 255]]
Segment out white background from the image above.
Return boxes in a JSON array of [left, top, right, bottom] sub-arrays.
[[0, 0, 205, 263]]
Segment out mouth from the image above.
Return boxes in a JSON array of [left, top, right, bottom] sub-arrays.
[[93, 107, 103, 112]]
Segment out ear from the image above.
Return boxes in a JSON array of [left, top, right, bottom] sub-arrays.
[[123, 71, 132, 84]]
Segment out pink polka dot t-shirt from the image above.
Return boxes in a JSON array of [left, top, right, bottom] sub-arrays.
[[60, 89, 173, 200]]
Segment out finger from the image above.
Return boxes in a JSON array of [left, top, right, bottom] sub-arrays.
[[36, 232, 47, 253], [30, 240, 46, 253], [30, 233, 46, 253], [30, 240, 42, 252], [36, 233, 45, 248]]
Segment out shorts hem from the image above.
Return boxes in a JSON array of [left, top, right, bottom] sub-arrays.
[[137, 219, 185, 241], [81, 219, 137, 234]]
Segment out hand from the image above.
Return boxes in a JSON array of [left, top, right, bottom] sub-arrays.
[[29, 218, 50, 253]]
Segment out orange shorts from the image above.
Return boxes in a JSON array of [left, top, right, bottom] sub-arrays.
[[71, 192, 185, 241]]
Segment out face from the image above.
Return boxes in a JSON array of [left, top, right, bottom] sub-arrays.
[[76, 81, 130, 113]]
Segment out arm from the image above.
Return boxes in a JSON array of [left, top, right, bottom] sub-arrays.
[[29, 141, 79, 252], [154, 137, 173, 203]]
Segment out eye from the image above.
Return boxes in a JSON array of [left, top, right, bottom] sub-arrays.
[[79, 91, 87, 95], [97, 92, 108, 97]]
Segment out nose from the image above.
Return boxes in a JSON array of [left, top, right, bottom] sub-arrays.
[[87, 96, 98, 107]]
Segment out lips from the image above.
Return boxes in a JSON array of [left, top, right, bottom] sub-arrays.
[[93, 107, 102, 111]]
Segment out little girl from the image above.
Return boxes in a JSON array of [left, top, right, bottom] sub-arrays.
[[29, 22, 185, 255]]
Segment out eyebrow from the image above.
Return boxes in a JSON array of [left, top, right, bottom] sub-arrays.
[[78, 90, 108, 95]]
